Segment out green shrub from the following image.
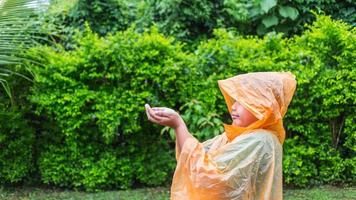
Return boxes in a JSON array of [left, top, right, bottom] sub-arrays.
[[127, 0, 356, 40], [9, 14, 354, 190], [38, 0, 135, 50], [223, 0, 355, 35], [0, 109, 34, 184], [0, 63, 36, 184], [44, 0, 355, 44], [38, 144, 134, 190], [133, 133, 176, 186], [49, 0, 134, 36], [135, 0, 224, 41], [28, 27, 191, 190]]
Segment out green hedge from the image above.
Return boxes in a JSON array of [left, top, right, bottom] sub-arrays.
[[0, 15, 354, 190], [26, 27, 189, 190], [0, 65, 35, 184], [0, 109, 34, 184]]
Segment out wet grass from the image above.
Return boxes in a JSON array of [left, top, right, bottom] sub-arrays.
[[0, 186, 355, 200]]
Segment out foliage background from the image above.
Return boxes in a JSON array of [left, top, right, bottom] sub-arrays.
[[0, 0, 355, 191]]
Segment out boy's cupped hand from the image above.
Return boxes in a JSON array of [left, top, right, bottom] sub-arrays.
[[145, 104, 183, 129]]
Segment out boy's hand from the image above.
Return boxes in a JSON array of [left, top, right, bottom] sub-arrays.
[[145, 104, 183, 129]]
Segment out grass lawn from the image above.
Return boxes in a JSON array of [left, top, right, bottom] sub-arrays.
[[0, 186, 355, 200]]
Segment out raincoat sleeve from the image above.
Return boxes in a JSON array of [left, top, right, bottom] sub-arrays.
[[171, 130, 282, 200]]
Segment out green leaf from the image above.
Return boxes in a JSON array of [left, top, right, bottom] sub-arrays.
[[260, 0, 277, 13], [250, 7, 262, 18], [262, 15, 279, 28], [279, 6, 299, 20], [257, 23, 268, 35]]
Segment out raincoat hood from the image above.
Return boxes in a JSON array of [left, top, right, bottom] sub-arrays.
[[217, 72, 297, 143]]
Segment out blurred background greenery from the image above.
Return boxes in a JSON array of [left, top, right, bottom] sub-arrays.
[[0, 0, 355, 194]]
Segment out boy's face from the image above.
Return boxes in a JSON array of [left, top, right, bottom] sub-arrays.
[[231, 101, 258, 127]]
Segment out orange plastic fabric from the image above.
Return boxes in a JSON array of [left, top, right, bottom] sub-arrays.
[[170, 72, 296, 200], [218, 71, 297, 144]]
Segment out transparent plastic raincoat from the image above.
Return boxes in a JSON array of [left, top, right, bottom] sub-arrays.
[[171, 72, 297, 200]]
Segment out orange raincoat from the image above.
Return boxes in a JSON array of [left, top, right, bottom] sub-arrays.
[[171, 72, 297, 200]]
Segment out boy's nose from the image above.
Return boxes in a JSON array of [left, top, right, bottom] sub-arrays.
[[232, 102, 238, 110]]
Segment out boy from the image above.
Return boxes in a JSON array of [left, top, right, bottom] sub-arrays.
[[145, 72, 296, 200]]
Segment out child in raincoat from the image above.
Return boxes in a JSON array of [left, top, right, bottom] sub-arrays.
[[145, 72, 296, 200]]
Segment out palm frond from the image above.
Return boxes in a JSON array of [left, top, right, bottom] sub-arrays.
[[0, 0, 50, 103]]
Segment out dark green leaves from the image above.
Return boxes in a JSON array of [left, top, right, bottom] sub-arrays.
[[279, 6, 299, 20], [260, 0, 277, 13], [262, 15, 279, 28]]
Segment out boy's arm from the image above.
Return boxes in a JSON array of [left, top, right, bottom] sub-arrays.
[[174, 117, 195, 152]]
